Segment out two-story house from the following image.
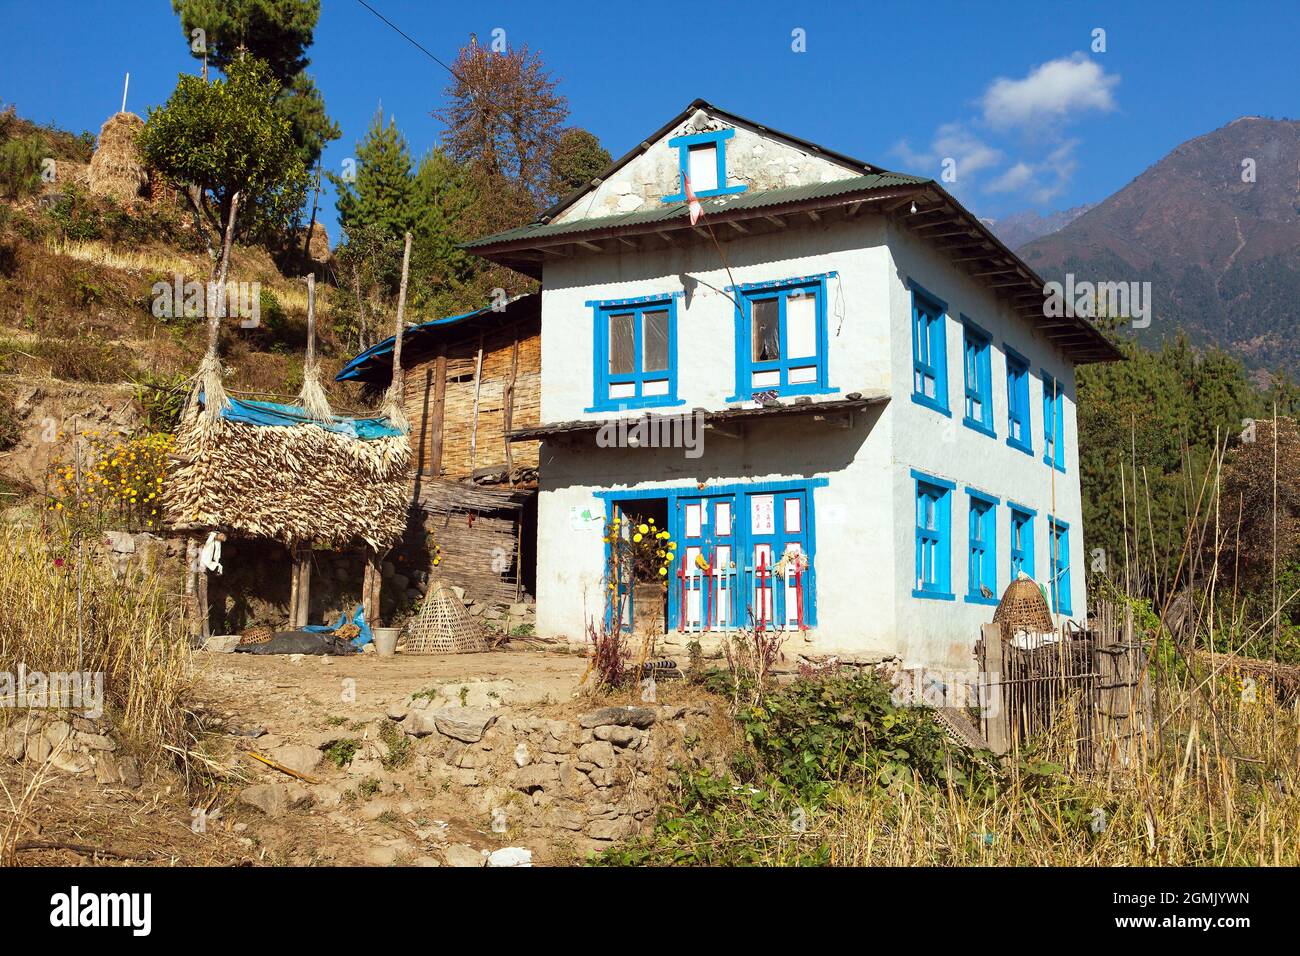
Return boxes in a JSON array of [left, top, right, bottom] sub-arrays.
[[464, 100, 1120, 671]]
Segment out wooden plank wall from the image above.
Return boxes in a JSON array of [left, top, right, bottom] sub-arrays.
[[402, 320, 540, 480]]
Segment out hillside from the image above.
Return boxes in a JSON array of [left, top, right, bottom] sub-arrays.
[[0, 107, 364, 496], [1019, 116, 1300, 373]]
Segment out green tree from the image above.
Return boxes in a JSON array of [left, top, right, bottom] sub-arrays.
[[171, 0, 338, 168], [408, 147, 480, 314], [547, 127, 611, 201], [139, 56, 308, 262], [330, 109, 416, 246]]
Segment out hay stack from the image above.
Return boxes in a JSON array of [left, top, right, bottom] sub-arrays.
[[87, 112, 148, 204], [165, 404, 412, 551], [306, 222, 331, 263]]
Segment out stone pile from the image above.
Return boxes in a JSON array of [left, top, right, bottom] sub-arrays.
[[1, 712, 141, 788]]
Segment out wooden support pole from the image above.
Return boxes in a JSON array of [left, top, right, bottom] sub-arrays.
[[428, 346, 447, 476], [184, 537, 200, 641], [980, 623, 1010, 755], [294, 547, 312, 628], [287, 544, 300, 629], [503, 335, 519, 480], [364, 551, 383, 627], [390, 232, 412, 400]]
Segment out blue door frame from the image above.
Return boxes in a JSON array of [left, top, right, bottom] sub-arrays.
[[599, 478, 823, 631]]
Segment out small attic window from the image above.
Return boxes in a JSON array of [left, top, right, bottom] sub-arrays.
[[664, 128, 747, 204]]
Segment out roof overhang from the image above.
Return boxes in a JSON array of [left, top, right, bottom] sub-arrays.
[[466, 178, 1121, 366], [508, 390, 889, 442]]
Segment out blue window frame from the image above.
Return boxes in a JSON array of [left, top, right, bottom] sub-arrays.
[[912, 470, 954, 600], [1049, 517, 1072, 615], [727, 274, 835, 401], [662, 129, 747, 203], [1005, 346, 1032, 455], [909, 281, 949, 415], [1009, 502, 1035, 580], [1042, 371, 1065, 471], [961, 318, 995, 437], [587, 294, 682, 412], [966, 488, 999, 604]]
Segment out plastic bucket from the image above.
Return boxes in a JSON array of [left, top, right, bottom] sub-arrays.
[[373, 627, 400, 657]]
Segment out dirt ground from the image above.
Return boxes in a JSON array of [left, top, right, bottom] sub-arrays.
[[5, 646, 723, 867]]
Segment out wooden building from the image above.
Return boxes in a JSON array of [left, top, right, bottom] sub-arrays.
[[336, 294, 541, 605]]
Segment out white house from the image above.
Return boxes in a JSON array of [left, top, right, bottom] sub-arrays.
[[466, 100, 1120, 672]]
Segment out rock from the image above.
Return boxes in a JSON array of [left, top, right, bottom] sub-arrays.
[[203, 635, 241, 653], [238, 783, 310, 817], [268, 744, 323, 777], [43, 720, 73, 749], [359, 797, 396, 821], [487, 847, 533, 867], [72, 731, 117, 752], [444, 844, 487, 868], [25, 734, 52, 763], [508, 603, 531, 617], [594, 725, 641, 748], [513, 743, 530, 767], [513, 764, 559, 794], [104, 530, 136, 553], [116, 756, 142, 789], [365, 845, 400, 866], [578, 706, 657, 730], [548, 807, 586, 831], [587, 817, 637, 841], [382, 697, 408, 723], [346, 755, 385, 778], [51, 749, 94, 773], [577, 741, 617, 769], [403, 709, 438, 737], [431, 707, 498, 743]]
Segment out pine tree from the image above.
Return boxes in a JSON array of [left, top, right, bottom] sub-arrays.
[[331, 109, 416, 244]]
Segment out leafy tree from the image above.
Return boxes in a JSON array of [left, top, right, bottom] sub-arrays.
[[408, 147, 481, 314], [171, 0, 338, 167], [139, 56, 308, 264], [547, 127, 611, 201], [331, 222, 400, 351]]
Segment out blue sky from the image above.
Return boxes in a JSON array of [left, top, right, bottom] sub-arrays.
[[2, 0, 1296, 239]]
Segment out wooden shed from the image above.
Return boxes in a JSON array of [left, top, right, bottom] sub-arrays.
[[336, 294, 541, 605]]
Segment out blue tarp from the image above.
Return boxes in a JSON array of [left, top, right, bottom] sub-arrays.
[[304, 604, 374, 649], [210, 396, 404, 440]]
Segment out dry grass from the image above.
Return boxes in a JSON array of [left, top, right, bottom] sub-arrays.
[[43, 237, 201, 277], [0, 522, 193, 752]]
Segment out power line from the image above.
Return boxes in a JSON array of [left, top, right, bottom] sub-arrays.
[[353, 0, 465, 83]]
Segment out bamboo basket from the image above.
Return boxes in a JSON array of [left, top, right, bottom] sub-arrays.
[[403, 579, 489, 655]]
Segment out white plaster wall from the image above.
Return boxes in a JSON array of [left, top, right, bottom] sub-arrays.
[[884, 222, 1088, 671], [552, 110, 859, 224], [539, 218, 891, 423]]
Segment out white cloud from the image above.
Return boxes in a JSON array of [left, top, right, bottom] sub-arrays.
[[891, 122, 1002, 185], [985, 162, 1035, 194], [981, 54, 1119, 129]]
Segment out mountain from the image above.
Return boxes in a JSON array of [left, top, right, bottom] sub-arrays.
[[1018, 116, 1300, 373], [985, 205, 1093, 249]]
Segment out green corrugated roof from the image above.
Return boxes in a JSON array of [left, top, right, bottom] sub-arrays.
[[464, 172, 929, 249]]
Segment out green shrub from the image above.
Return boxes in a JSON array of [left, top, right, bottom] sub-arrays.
[[0, 385, 19, 451], [324, 738, 359, 768], [0, 133, 49, 199]]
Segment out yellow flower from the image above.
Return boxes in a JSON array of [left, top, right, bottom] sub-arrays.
[[658, 567, 667, 576], [648, 518, 655, 525], [638, 524, 649, 535], [632, 533, 643, 543]]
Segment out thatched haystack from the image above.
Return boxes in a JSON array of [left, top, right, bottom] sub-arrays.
[[87, 112, 148, 203], [306, 222, 331, 263], [166, 398, 412, 551]]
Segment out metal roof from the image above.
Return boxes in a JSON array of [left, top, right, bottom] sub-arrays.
[[466, 171, 927, 250], [335, 293, 540, 384]]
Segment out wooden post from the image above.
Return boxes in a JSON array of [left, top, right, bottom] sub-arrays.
[[185, 537, 202, 642], [390, 232, 412, 400], [428, 347, 447, 476], [364, 551, 383, 627], [980, 623, 1010, 755], [293, 547, 312, 628], [468, 334, 484, 472], [304, 273, 316, 366], [287, 543, 300, 628], [503, 335, 519, 480]]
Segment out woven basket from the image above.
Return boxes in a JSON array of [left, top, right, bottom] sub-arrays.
[[238, 624, 274, 647], [992, 577, 1054, 637], [403, 579, 489, 655]]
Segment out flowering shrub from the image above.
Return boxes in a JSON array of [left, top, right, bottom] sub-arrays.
[[46, 430, 172, 533]]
